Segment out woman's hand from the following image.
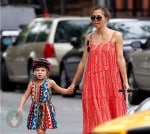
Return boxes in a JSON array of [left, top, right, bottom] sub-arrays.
[[62, 83, 75, 95], [68, 84, 75, 91], [66, 87, 74, 95]]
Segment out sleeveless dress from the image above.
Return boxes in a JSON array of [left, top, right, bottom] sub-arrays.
[[27, 79, 57, 130], [82, 32, 126, 134]]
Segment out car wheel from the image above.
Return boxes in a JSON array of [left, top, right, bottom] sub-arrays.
[[128, 69, 140, 104], [1, 62, 15, 91], [60, 66, 68, 88], [29, 69, 34, 82], [28, 63, 34, 82], [60, 66, 76, 97]]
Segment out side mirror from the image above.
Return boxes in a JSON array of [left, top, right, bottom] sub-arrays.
[[130, 41, 142, 49], [70, 37, 80, 48]]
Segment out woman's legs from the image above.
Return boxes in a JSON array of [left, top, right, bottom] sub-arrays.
[[37, 129, 46, 134]]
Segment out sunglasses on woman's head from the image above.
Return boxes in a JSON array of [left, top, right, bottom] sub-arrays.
[[91, 15, 102, 21]]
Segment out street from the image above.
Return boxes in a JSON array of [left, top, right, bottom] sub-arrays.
[[0, 89, 82, 134]]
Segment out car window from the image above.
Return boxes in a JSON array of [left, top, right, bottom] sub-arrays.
[[14, 26, 29, 46], [36, 21, 52, 42], [54, 20, 91, 43], [108, 21, 150, 39], [141, 21, 150, 34], [25, 21, 52, 43]]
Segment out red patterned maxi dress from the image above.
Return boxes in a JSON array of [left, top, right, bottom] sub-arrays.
[[82, 38, 126, 134]]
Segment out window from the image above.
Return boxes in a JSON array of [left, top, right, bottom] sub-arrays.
[[108, 20, 150, 39], [25, 20, 52, 43], [54, 20, 91, 43], [14, 26, 29, 46], [36, 21, 52, 42], [25, 21, 42, 43]]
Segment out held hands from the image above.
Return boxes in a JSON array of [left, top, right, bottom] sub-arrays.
[[66, 86, 74, 95], [67, 84, 76, 94]]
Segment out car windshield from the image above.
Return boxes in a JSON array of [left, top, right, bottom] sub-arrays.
[[108, 20, 150, 39]]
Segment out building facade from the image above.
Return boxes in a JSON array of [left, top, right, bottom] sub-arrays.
[[2, 0, 150, 18], [44, 0, 150, 18]]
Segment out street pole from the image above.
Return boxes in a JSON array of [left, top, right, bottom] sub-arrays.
[[39, 0, 49, 17]]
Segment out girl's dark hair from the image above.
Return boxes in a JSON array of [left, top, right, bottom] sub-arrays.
[[91, 5, 111, 21]]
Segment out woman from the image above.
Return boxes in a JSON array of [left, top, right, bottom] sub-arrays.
[[68, 5, 129, 134]]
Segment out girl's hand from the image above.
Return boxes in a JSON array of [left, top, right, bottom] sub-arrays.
[[16, 107, 22, 116], [68, 84, 75, 91]]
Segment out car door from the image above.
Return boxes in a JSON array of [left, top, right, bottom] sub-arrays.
[[5, 26, 30, 81], [132, 38, 150, 90]]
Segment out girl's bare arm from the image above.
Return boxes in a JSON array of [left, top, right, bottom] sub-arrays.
[[16, 81, 32, 115], [49, 79, 74, 95]]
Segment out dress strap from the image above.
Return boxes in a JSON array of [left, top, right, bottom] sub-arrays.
[[109, 31, 116, 42], [87, 33, 93, 52]]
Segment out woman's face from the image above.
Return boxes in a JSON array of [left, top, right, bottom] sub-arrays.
[[91, 9, 108, 29]]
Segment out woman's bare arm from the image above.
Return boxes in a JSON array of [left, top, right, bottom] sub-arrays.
[[69, 34, 91, 89], [115, 31, 129, 90]]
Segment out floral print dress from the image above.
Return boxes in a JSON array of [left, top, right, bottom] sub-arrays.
[[27, 79, 57, 130]]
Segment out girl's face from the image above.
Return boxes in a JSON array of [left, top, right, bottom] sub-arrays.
[[91, 9, 108, 29], [34, 67, 48, 80]]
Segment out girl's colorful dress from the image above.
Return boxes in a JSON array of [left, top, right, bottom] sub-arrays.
[[82, 33, 126, 134], [27, 79, 57, 130]]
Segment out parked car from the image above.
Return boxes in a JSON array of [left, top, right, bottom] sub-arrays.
[[92, 97, 150, 134], [60, 19, 150, 96], [127, 37, 150, 104], [127, 97, 150, 115], [1, 16, 91, 91], [92, 110, 150, 134], [0, 30, 21, 87]]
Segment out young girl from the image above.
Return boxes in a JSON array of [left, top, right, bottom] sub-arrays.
[[16, 58, 74, 134]]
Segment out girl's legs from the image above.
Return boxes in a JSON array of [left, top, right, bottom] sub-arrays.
[[37, 129, 46, 134]]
